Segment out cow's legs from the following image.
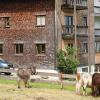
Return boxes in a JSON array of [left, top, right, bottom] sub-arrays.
[[18, 78, 21, 88], [24, 79, 31, 88], [27, 79, 32, 88], [83, 84, 87, 95], [93, 85, 98, 97], [76, 82, 81, 94]]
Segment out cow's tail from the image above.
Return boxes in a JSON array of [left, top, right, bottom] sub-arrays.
[[76, 73, 81, 81]]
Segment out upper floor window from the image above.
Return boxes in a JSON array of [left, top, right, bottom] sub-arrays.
[[0, 44, 3, 54], [35, 44, 46, 55], [95, 42, 100, 53], [64, 16, 73, 33], [15, 44, 23, 54], [65, 16, 73, 26], [0, 17, 10, 28], [36, 15, 45, 26]]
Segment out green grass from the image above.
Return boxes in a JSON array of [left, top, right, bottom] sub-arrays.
[[0, 78, 75, 91], [0, 78, 91, 93], [0, 78, 16, 85]]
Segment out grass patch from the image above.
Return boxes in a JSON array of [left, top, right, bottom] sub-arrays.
[[0, 78, 75, 91], [0, 78, 16, 85], [0, 78, 91, 94]]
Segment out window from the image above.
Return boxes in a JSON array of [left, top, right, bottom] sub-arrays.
[[82, 67, 88, 72], [15, 44, 23, 54], [36, 44, 46, 54], [64, 16, 73, 33], [81, 42, 88, 53], [0, 17, 10, 28], [68, 43, 73, 48], [0, 44, 3, 54], [95, 42, 100, 53], [36, 16, 45, 26], [83, 16, 87, 26]]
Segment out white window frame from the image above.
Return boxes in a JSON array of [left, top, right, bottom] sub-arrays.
[[36, 15, 46, 26]]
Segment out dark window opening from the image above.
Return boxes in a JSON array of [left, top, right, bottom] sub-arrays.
[[0, 17, 10, 28], [15, 44, 23, 54], [82, 67, 88, 72], [68, 43, 73, 48], [0, 44, 3, 54], [36, 44, 46, 54]]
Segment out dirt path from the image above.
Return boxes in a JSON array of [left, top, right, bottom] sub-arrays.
[[0, 84, 99, 100]]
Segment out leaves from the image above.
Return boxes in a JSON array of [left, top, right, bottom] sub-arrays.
[[56, 46, 79, 74]]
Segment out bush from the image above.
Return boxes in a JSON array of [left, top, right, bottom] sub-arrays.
[[56, 46, 79, 74]]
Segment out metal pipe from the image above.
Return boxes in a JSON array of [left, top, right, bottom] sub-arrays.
[[74, 0, 77, 56]]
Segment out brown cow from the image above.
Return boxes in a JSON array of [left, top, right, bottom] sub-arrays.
[[92, 73, 100, 97], [17, 66, 36, 88]]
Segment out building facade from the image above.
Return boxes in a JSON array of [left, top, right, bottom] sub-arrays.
[[0, 0, 56, 69], [0, 0, 99, 71]]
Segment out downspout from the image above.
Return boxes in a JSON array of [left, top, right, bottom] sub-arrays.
[[54, 0, 58, 69]]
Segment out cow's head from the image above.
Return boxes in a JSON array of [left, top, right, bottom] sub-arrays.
[[30, 66, 37, 75]]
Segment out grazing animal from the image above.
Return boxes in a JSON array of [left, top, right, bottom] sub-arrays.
[[76, 73, 92, 95], [92, 73, 100, 97], [17, 66, 36, 88]]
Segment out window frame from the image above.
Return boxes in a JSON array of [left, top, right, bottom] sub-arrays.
[[64, 16, 73, 33], [0, 17, 10, 28], [36, 15, 46, 27], [95, 41, 100, 53], [80, 41, 88, 53], [68, 43, 73, 48], [35, 43, 46, 55], [0, 43, 3, 55], [15, 43, 24, 55]]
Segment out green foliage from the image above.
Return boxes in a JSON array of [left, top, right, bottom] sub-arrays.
[[56, 46, 79, 74]]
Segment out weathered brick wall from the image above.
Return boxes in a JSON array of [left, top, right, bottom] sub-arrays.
[[0, 0, 55, 69]]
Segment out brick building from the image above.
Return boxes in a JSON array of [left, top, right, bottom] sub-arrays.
[[0, 0, 99, 72], [0, 0, 56, 69]]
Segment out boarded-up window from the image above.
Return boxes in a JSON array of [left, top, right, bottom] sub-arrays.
[[36, 44, 45, 54], [15, 44, 23, 54], [0, 17, 10, 28], [36, 16, 45, 26]]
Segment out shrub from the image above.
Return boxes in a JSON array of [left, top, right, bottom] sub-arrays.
[[56, 46, 79, 74]]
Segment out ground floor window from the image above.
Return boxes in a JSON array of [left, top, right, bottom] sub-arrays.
[[68, 43, 73, 48], [0, 44, 3, 54], [95, 42, 100, 53], [15, 44, 23, 54], [35, 44, 46, 55], [82, 67, 88, 72], [81, 41, 88, 53]]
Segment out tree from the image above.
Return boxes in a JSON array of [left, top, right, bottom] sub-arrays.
[[57, 46, 79, 74]]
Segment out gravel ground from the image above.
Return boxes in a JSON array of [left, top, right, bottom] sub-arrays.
[[0, 84, 100, 100]]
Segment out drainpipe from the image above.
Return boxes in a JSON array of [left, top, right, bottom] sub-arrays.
[[74, 0, 77, 57], [54, 0, 58, 69], [88, 0, 95, 74]]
